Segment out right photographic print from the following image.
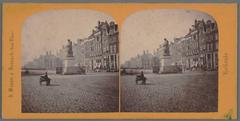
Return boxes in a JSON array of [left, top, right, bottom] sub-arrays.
[[120, 9, 218, 112]]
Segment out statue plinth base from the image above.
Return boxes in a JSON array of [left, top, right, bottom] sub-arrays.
[[63, 57, 78, 75], [160, 56, 173, 74]]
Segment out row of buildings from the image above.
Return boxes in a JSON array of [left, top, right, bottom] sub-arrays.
[[23, 51, 62, 70], [122, 19, 218, 72], [24, 21, 119, 72], [121, 50, 153, 69], [84, 21, 119, 72]]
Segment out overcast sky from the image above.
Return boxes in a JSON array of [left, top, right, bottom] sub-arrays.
[[22, 9, 215, 66], [120, 9, 215, 64], [22, 10, 114, 65]]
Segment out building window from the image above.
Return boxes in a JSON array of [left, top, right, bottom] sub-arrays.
[[216, 42, 218, 50], [215, 33, 218, 40], [113, 45, 116, 53], [109, 46, 111, 53], [215, 53, 218, 67], [112, 45, 114, 53], [111, 55, 114, 61], [211, 43, 213, 51]]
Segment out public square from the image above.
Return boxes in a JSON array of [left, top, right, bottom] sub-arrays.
[[121, 72, 218, 112], [22, 72, 119, 113]]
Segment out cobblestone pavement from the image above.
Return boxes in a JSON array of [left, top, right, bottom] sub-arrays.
[[121, 72, 218, 112], [22, 72, 119, 113]]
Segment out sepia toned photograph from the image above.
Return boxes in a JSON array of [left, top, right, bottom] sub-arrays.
[[2, 3, 238, 119], [21, 10, 119, 113], [120, 10, 218, 112]]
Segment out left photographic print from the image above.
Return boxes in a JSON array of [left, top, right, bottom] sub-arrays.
[[21, 10, 119, 113]]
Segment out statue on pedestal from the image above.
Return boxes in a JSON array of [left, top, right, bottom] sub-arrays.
[[62, 39, 78, 75], [66, 39, 73, 57], [163, 38, 170, 56]]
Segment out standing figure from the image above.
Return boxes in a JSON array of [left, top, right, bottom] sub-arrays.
[[163, 38, 170, 56], [66, 39, 73, 57]]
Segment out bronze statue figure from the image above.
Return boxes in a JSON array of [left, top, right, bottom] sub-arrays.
[[66, 39, 73, 57], [163, 38, 170, 56]]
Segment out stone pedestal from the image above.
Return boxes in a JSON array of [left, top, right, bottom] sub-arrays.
[[63, 57, 76, 75], [160, 56, 172, 73]]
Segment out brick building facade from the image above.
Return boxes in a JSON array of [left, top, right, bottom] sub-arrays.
[[176, 19, 218, 71], [24, 21, 119, 72], [84, 21, 119, 72], [122, 19, 218, 72]]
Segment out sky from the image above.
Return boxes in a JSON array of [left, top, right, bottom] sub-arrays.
[[120, 9, 215, 64], [22, 9, 215, 66], [22, 9, 114, 65]]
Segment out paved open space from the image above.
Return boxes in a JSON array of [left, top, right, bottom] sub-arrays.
[[22, 72, 119, 113], [121, 72, 218, 112]]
